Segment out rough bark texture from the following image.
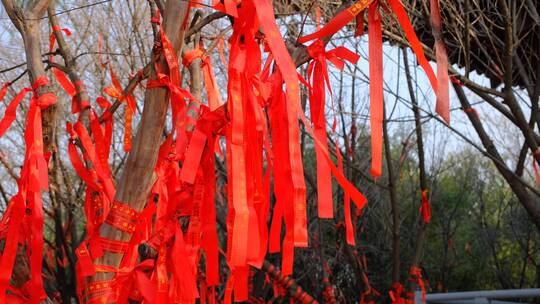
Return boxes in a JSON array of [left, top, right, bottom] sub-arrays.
[[93, 0, 190, 279]]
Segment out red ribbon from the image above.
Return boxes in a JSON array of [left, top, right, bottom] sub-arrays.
[[420, 189, 431, 224], [49, 26, 91, 114], [226, 13, 255, 269], [386, 0, 440, 115], [0, 76, 56, 303], [115, 259, 156, 303], [430, 0, 450, 123], [337, 142, 355, 245], [389, 282, 406, 304], [307, 39, 359, 218], [146, 72, 198, 160], [298, 0, 375, 43], [267, 79, 295, 275], [212, 0, 239, 17], [183, 48, 224, 111], [254, 0, 308, 249], [104, 64, 136, 152], [368, 1, 384, 177]]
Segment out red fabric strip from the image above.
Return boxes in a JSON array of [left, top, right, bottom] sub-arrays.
[[202, 55, 224, 111], [0, 196, 25, 303], [228, 69, 249, 267], [307, 41, 335, 219], [420, 189, 431, 224], [298, 0, 374, 43], [387, 0, 439, 109], [0, 76, 56, 302], [0, 88, 32, 137], [337, 143, 355, 245], [49, 27, 77, 113], [0, 83, 8, 101], [108, 64, 135, 152], [430, 0, 450, 123], [368, 2, 384, 177], [298, 110, 367, 210], [180, 128, 207, 184], [254, 0, 308, 247]]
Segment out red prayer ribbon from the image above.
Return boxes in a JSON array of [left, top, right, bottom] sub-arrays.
[[430, 0, 450, 123], [420, 189, 431, 224], [306, 39, 360, 218], [0, 76, 56, 303], [298, 0, 375, 43], [368, 1, 384, 177]]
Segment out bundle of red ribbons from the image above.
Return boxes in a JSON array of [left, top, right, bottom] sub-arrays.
[[0, 0, 448, 302]]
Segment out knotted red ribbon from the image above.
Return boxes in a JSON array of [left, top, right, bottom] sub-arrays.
[[183, 48, 224, 111], [147, 72, 199, 160], [298, 0, 375, 43], [103, 64, 136, 152], [307, 39, 359, 218], [420, 189, 431, 224], [299, 0, 448, 178]]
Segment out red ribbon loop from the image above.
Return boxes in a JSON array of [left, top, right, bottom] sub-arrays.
[[182, 48, 204, 67]]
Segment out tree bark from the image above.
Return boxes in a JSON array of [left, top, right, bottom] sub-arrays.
[[92, 0, 190, 282]]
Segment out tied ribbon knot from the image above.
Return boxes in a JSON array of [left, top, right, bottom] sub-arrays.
[[182, 48, 224, 111], [306, 39, 359, 219], [300, 0, 449, 177], [182, 48, 205, 67], [307, 39, 360, 78], [32, 76, 57, 109], [147, 73, 198, 106], [147, 72, 200, 160], [0, 76, 56, 138], [103, 64, 137, 152]]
